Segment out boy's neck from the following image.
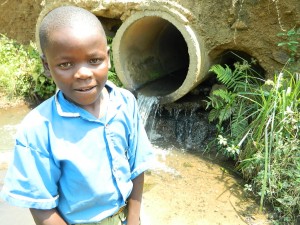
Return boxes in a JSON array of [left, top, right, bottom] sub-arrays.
[[89, 87, 109, 119], [96, 87, 109, 119], [62, 87, 109, 119]]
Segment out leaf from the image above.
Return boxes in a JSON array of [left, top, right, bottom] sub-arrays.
[[39, 76, 46, 84], [208, 108, 219, 122], [287, 29, 296, 36]]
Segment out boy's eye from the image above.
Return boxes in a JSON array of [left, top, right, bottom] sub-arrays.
[[58, 62, 73, 69], [89, 58, 102, 64]]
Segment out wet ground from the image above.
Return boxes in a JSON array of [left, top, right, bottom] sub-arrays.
[[142, 144, 271, 225], [0, 104, 271, 225], [0, 104, 35, 225]]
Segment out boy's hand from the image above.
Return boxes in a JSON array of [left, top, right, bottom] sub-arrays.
[[30, 208, 67, 225], [127, 173, 144, 225]]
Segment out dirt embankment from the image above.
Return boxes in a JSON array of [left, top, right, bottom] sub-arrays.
[[0, 0, 42, 43], [1, 0, 299, 77]]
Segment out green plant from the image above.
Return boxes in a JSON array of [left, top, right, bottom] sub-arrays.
[[252, 73, 299, 224], [206, 60, 262, 159], [0, 34, 56, 103], [107, 36, 122, 87], [277, 27, 300, 78], [277, 27, 300, 64], [206, 61, 300, 224]]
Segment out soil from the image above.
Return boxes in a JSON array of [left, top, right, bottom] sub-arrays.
[[0, 0, 42, 43]]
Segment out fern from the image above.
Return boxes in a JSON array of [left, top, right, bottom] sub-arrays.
[[210, 61, 262, 93], [208, 108, 220, 122], [209, 65, 234, 88], [207, 89, 237, 125], [206, 60, 261, 150]]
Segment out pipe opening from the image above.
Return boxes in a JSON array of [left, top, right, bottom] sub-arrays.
[[97, 16, 122, 38], [215, 50, 266, 79], [118, 16, 189, 96]]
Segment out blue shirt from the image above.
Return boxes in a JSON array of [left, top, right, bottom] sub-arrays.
[[0, 82, 153, 224]]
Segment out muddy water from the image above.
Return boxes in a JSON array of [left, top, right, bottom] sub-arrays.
[[0, 105, 32, 169], [0, 105, 270, 225], [142, 144, 270, 225]]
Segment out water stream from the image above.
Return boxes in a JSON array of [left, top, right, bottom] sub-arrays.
[[136, 94, 270, 225], [0, 105, 32, 169], [0, 101, 270, 225]]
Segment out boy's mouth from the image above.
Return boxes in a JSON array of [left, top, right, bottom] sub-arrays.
[[75, 86, 96, 92]]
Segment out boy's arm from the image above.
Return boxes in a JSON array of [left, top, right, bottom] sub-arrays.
[[30, 208, 67, 225], [127, 172, 144, 225]]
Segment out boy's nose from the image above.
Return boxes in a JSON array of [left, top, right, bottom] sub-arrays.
[[75, 66, 93, 79]]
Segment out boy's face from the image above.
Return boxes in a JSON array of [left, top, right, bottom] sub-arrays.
[[42, 26, 109, 110]]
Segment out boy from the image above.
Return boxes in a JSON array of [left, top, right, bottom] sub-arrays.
[[0, 5, 153, 225]]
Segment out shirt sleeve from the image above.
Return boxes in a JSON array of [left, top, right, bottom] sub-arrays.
[[127, 94, 155, 180], [0, 119, 61, 209]]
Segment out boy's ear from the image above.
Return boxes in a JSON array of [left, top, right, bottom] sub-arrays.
[[107, 47, 111, 70], [41, 55, 51, 78]]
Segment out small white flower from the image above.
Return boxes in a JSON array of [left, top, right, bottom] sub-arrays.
[[218, 135, 227, 146], [284, 106, 294, 115], [244, 184, 253, 192], [275, 72, 283, 89], [226, 144, 240, 155], [265, 79, 275, 86], [286, 87, 292, 96]]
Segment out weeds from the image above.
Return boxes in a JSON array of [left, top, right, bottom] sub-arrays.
[[206, 41, 299, 223], [0, 34, 55, 104], [277, 27, 300, 73]]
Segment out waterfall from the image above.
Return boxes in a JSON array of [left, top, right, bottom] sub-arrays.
[[137, 94, 159, 141], [137, 93, 214, 151], [137, 94, 158, 125]]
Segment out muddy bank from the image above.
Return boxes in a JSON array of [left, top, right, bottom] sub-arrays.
[[0, 94, 27, 109], [0, 0, 42, 43]]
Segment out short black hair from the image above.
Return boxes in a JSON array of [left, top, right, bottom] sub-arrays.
[[39, 5, 106, 53]]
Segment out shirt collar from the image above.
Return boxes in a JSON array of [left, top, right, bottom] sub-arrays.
[[54, 81, 122, 120]]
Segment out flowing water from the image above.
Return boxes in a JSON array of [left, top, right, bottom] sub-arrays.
[[137, 94, 160, 141], [0, 101, 271, 225], [137, 94, 159, 127], [137, 95, 271, 225], [0, 105, 32, 169]]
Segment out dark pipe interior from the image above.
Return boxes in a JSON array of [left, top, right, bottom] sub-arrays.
[[176, 50, 266, 104], [119, 16, 190, 96], [97, 16, 122, 38], [214, 50, 265, 79]]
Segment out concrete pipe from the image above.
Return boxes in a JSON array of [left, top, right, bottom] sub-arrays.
[[112, 8, 210, 104]]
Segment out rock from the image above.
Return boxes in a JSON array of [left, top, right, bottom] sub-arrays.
[[272, 50, 290, 64], [231, 20, 248, 30]]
